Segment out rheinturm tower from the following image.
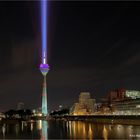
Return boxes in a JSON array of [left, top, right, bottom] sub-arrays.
[[40, 63, 49, 116], [40, 0, 49, 116]]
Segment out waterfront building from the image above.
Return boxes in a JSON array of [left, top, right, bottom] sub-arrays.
[[108, 89, 140, 102], [108, 88, 126, 102], [108, 89, 140, 115], [125, 90, 140, 99], [111, 98, 140, 115], [70, 92, 96, 115]]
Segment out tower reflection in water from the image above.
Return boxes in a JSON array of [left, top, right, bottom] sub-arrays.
[[38, 120, 48, 140]]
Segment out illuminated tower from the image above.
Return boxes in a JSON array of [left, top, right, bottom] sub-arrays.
[[40, 0, 49, 116], [40, 63, 49, 116]]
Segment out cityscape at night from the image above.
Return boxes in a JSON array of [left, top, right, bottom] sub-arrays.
[[0, 0, 140, 139]]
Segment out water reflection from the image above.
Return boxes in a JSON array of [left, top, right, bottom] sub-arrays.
[[67, 121, 94, 139], [15, 123, 20, 136], [88, 124, 93, 140], [39, 120, 48, 140], [37, 120, 42, 130], [2, 124, 6, 139], [0, 120, 140, 139], [66, 121, 140, 139], [30, 122, 33, 131], [103, 125, 108, 140]]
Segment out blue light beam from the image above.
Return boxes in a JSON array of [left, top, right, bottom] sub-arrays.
[[41, 0, 48, 64]]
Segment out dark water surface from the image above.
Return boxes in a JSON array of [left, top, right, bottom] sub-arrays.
[[0, 120, 140, 139]]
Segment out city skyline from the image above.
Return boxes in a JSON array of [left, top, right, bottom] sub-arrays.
[[0, 1, 140, 111]]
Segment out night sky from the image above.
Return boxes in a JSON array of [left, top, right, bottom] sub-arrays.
[[0, 1, 140, 111]]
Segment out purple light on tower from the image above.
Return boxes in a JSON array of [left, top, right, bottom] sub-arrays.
[[40, 0, 49, 116], [40, 63, 49, 76]]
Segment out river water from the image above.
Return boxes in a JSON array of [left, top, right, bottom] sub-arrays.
[[0, 120, 140, 139]]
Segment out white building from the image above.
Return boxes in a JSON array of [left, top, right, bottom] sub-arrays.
[[70, 92, 96, 115]]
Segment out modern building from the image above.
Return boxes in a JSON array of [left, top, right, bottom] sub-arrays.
[[125, 90, 140, 99], [111, 98, 140, 115], [108, 89, 140, 115], [108, 89, 140, 102], [70, 92, 96, 115], [108, 88, 126, 102]]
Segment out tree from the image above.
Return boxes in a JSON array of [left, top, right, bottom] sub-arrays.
[[50, 108, 69, 116], [5, 110, 16, 118]]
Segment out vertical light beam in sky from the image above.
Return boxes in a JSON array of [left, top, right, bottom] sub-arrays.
[[41, 0, 48, 63]]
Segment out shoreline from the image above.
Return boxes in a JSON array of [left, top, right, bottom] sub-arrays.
[[0, 115, 140, 125], [52, 115, 140, 125]]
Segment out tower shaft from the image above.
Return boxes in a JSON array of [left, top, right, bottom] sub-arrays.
[[41, 75, 48, 115]]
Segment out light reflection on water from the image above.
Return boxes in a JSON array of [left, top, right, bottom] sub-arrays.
[[40, 121, 48, 140], [36, 120, 48, 140], [103, 125, 108, 140], [0, 120, 140, 139], [67, 121, 94, 139]]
